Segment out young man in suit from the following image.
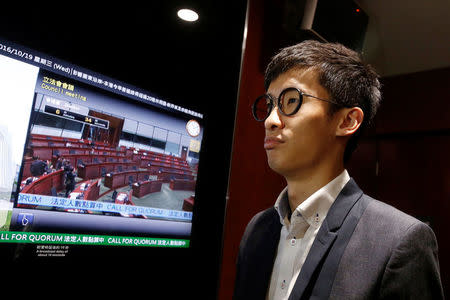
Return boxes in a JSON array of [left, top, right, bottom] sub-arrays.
[[233, 40, 443, 299]]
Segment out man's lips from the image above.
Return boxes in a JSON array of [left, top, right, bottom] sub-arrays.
[[264, 136, 284, 149]]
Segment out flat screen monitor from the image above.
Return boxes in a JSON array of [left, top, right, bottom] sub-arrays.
[[0, 38, 204, 259]]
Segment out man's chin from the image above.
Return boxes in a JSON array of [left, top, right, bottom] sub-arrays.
[[267, 155, 305, 177], [267, 157, 287, 175]]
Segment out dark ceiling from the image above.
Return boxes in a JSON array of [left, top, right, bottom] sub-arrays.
[[0, 2, 248, 112]]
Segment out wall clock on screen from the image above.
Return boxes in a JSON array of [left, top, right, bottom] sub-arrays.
[[186, 119, 200, 137]]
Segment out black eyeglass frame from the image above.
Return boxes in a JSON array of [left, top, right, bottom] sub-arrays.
[[251, 87, 344, 122]]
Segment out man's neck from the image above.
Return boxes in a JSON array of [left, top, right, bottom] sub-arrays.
[[285, 164, 345, 212]]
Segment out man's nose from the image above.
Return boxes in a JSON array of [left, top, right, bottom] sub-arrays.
[[264, 106, 284, 130]]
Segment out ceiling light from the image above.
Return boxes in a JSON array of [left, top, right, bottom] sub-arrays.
[[177, 9, 199, 22]]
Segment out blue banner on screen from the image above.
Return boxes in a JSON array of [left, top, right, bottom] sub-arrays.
[[18, 193, 193, 221]]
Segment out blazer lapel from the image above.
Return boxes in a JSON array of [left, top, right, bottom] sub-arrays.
[[288, 178, 364, 300], [256, 209, 283, 294], [288, 222, 338, 300], [241, 207, 282, 300]]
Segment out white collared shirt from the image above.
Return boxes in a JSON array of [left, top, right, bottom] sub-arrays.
[[266, 170, 351, 300]]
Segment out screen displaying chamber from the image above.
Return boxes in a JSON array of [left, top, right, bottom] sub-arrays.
[[0, 38, 204, 253]]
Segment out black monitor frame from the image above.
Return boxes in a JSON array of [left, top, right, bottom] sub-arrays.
[[0, 3, 247, 297]]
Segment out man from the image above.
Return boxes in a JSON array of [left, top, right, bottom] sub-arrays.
[[54, 154, 64, 170], [29, 156, 48, 177], [64, 165, 76, 197], [233, 40, 443, 299]]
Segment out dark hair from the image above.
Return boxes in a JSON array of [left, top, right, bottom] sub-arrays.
[[264, 40, 381, 162]]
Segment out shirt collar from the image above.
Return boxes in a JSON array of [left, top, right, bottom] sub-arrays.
[[273, 186, 289, 223], [274, 170, 351, 229]]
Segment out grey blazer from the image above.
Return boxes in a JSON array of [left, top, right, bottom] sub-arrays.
[[233, 178, 444, 299]]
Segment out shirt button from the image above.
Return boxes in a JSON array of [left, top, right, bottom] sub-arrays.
[[290, 238, 296, 246]]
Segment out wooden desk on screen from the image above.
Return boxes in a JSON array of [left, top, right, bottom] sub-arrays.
[[169, 179, 196, 191], [51, 153, 132, 169], [140, 158, 189, 169], [132, 180, 163, 198], [157, 170, 195, 183], [78, 161, 140, 180], [69, 178, 101, 201], [146, 163, 192, 175], [104, 170, 152, 190], [31, 145, 89, 161], [20, 169, 64, 195], [182, 195, 194, 211], [30, 142, 128, 161]]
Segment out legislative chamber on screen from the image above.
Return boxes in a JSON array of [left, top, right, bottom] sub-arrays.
[[20, 125, 198, 215]]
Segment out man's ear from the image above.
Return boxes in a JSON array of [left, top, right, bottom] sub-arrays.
[[336, 107, 364, 137]]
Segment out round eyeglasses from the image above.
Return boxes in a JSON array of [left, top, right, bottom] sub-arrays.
[[252, 87, 342, 122]]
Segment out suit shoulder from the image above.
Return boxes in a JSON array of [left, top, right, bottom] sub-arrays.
[[239, 207, 279, 247], [242, 207, 278, 237], [332, 195, 442, 298], [360, 195, 433, 238], [248, 206, 278, 226]]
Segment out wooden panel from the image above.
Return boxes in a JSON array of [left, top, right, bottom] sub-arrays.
[[376, 67, 450, 134], [345, 138, 378, 198], [218, 1, 286, 299]]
